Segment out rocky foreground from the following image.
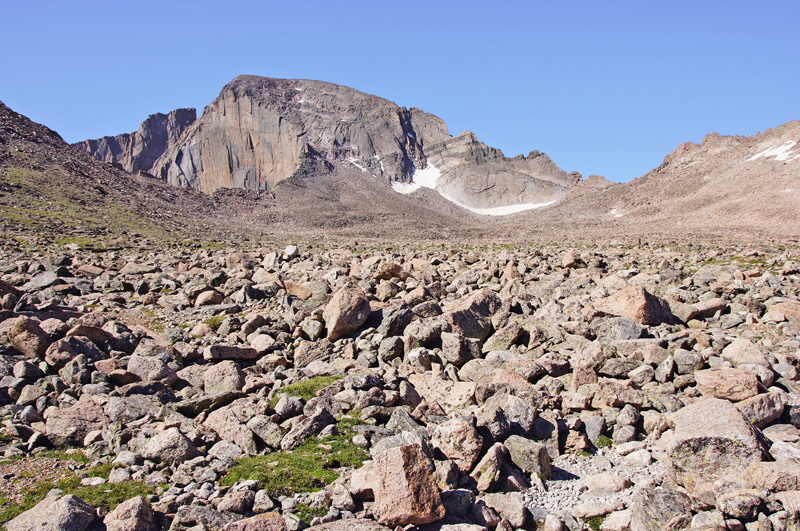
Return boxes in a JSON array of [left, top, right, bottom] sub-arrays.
[[1, 241, 800, 531]]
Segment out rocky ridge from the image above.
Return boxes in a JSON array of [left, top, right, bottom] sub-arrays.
[[74, 108, 196, 174], [539, 122, 800, 239], [1, 240, 800, 531]]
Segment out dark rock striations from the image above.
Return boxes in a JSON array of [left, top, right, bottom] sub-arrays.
[[143, 75, 576, 210]]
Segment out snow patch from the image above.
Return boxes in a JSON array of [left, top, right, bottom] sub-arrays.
[[392, 181, 421, 194], [781, 188, 794, 193], [439, 193, 556, 216], [391, 162, 556, 215], [610, 209, 625, 218], [412, 164, 442, 189], [346, 157, 368, 173], [748, 141, 800, 162]]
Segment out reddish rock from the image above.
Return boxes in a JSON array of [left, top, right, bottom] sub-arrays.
[[593, 286, 674, 325], [66, 324, 113, 345], [284, 280, 312, 300], [441, 288, 502, 340], [694, 368, 759, 401], [76, 264, 104, 277], [431, 417, 483, 472], [195, 289, 224, 306], [45, 396, 108, 447], [8, 317, 50, 359], [373, 444, 445, 526]]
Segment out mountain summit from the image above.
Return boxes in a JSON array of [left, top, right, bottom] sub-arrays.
[[78, 75, 577, 213]]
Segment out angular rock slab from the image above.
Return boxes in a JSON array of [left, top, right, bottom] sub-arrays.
[[372, 443, 445, 526], [592, 286, 674, 325], [222, 512, 287, 531], [667, 398, 764, 492], [431, 417, 483, 472], [630, 488, 692, 531], [407, 373, 476, 414], [44, 396, 107, 447], [694, 368, 759, 401], [323, 282, 371, 341], [103, 495, 158, 531], [5, 494, 97, 531]]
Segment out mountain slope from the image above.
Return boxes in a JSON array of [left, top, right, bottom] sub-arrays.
[[0, 100, 492, 244], [534, 122, 800, 240]]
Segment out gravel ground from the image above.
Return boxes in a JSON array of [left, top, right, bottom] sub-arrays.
[[523, 446, 668, 522]]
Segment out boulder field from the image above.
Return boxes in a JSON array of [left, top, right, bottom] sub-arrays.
[[1, 242, 800, 530]]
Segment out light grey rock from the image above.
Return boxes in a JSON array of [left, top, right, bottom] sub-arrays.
[[5, 494, 96, 531], [142, 427, 199, 465]]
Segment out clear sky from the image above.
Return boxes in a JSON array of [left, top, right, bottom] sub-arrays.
[[2, 1, 798, 182]]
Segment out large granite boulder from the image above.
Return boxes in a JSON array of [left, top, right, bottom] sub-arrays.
[[667, 398, 765, 492]]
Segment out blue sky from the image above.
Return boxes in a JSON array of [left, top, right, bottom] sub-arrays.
[[2, 1, 798, 182]]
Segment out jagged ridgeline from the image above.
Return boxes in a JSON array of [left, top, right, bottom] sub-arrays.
[[75, 75, 577, 211]]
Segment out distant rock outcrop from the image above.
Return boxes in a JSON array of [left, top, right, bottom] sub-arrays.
[[75, 108, 196, 173], [148, 76, 576, 211]]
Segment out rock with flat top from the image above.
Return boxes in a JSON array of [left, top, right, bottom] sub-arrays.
[[222, 512, 287, 531], [668, 398, 764, 492], [592, 286, 674, 325], [694, 368, 759, 401], [5, 494, 97, 531], [630, 488, 692, 531]]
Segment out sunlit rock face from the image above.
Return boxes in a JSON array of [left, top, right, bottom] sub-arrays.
[[147, 75, 576, 212]]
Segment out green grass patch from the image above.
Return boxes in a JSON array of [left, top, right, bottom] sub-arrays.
[[295, 503, 327, 523], [597, 435, 613, 448], [202, 314, 226, 331], [0, 455, 152, 525], [220, 415, 367, 497], [270, 375, 342, 407], [36, 450, 92, 464], [585, 515, 606, 531]]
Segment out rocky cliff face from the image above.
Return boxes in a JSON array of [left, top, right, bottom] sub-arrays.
[[149, 75, 577, 211], [74, 108, 196, 173]]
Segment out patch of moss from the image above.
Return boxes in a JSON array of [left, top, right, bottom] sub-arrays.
[[202, 314, 226, 331], [295, 503, 327, 523], [220, 415, 367, 497], [585, 515, 606, 531], [597, 435, 613, 448]]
